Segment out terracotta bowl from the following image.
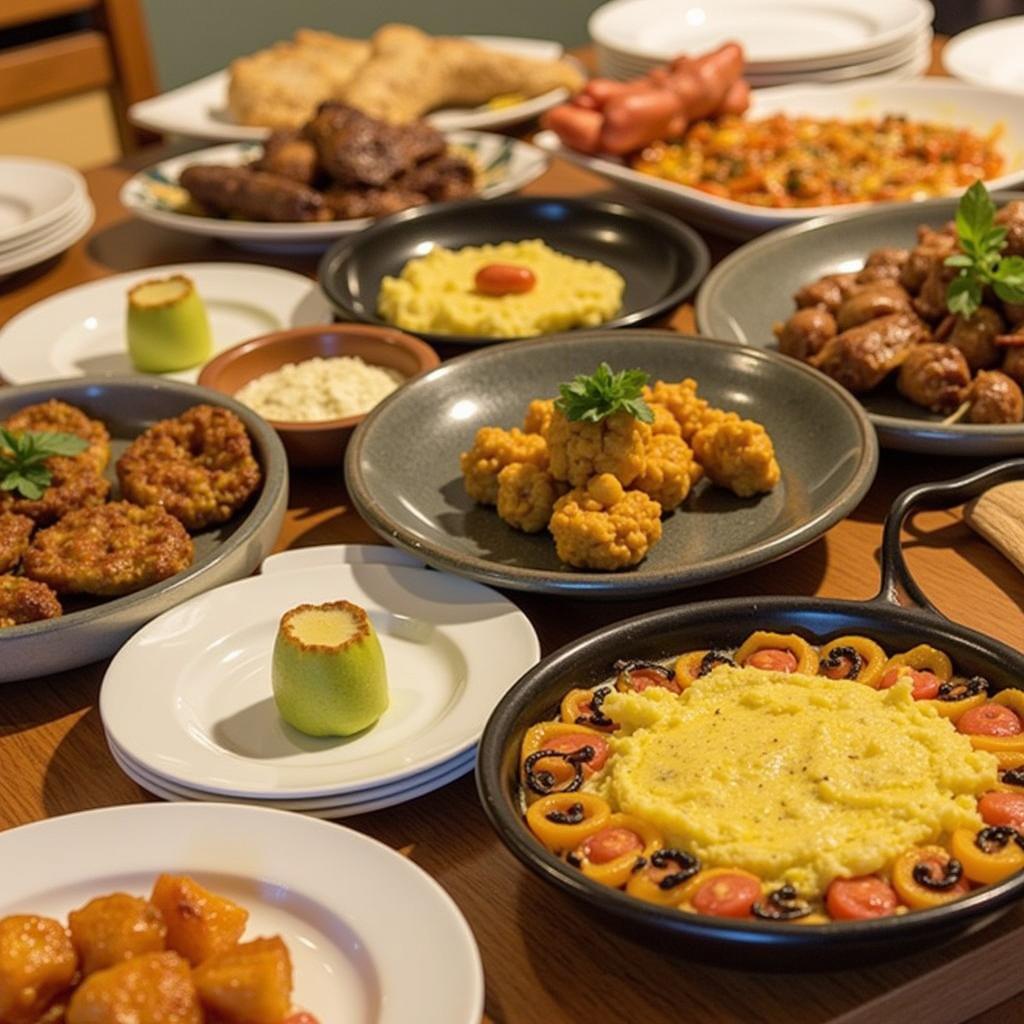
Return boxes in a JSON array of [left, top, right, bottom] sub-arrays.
[[198, 323, 439, 468]]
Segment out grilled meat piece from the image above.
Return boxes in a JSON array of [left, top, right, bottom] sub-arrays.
[[179, 165, 330, 222], [793, 273, 859, 315], [897, 342, 971, 413], [397, 153, 476, 201], [323, 185, 429, 219], [835, 283, 911, 332], [900, 224, 956, 293], [810, 313, 930, 393], [252, 129, 319, 185], [947, 307, 1004, 371], [856, 247, 909, 285], [966, 370, 1024, 424], [775, 307, 836, 361], [996, 200, 1024, 257]]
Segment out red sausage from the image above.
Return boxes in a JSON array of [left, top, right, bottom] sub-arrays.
[[599, 88, 680, 154], [475, 264, 536, 296], [542, 104, 603, 153], [719, 77, 751, 116], [688, 42, 745, 119]]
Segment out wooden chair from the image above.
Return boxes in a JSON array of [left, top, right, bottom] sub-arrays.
[[0, 0, 159, 165]]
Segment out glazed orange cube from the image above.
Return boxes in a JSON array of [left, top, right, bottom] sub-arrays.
[[69, 893, 167, 975], [150, 875, 248, 966], [192, 936, 293, 1024], [0, 914, 78, 1024]]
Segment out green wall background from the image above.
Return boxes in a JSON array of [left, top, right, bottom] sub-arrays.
[[142, 1, 602, 90]]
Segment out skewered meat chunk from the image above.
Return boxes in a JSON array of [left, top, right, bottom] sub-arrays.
[[252, 129, 319, 185], [399, 153, 476, 201], [179, 165, 330, 222], [775, 307, 836, 361], [810, 313, 930, 393], [835, 283, 911, 332], [793, 273, 858, 314], [1002, 335, 1024, 386], [996, 200, 1024, 256], [900, 224, 957, 293], [856, 247, 909, 285], [323, 185, 428, 219], [947, 307, 1004, 371], [897, 343, 971, 413], [913, 259, 959, 322], [966, 370, 1024, 424]]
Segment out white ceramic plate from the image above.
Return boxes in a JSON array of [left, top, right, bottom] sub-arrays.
[[261, 543, 425, 575], [100, 563, 539, 798], [589, 0, 932, 71], [0, 157, 86, 244], [944, 17, 1024, 94], [0, 803, 483, 1024], [120, 132, 549, 253], [535, 79, 1024, 239], [0, 262, 332, 385], [0, 197, 93, 278], [129, 37, 569, 141]]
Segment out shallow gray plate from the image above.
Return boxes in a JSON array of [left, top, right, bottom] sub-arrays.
[[0, 377, 288, 682], [345, 331, 877, 598], [696, 192, 1024, 455]]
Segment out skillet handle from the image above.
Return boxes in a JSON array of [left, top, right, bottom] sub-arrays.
[[876, 458, 1024, 614]]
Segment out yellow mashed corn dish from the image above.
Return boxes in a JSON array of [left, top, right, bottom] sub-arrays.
[[377, 239, 625, 338], [597, 668, 995, 896]]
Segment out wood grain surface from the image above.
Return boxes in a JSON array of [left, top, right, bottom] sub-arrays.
[[1, 40, 1023, 1024]]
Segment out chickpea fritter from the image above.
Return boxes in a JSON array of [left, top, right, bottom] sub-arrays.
[[648, 402, 682, 437], [634, 434, 701, 512], [0, 575, 61, 628], [644, 379, 721, 442], [496, 462, 564, 533], [544, 408, 650, 488], [23, 502, 194, 597], [691, 414, 781, 498], [461, 427, 548, 506], [116, 405, 262, 531], [3, 399, 111, 473], [0, 457, 110, 526], [0, 513, 33, 573], [522, 399, 555, 437]]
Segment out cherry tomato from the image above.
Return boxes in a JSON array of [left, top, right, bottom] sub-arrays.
[[474, 263, 537, 296], [690, 872, 761, 918], [979, 791, 1024, 830], [625, 667, 682, 694], [825, 876, 900, 920], [745, 649, 798, 673], [958, 704, 1024, 737], [879, 667, 941, 700], [581, 827, 643, 865], [542, 732, 610, 772]]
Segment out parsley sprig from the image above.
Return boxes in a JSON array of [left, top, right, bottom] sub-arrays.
[[945, 180, 1024, 318], [0, 428, 89, 500], [555, 363, 654, 424]]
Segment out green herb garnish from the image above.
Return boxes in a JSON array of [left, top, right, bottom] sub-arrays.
[[0, 428, 89, 500], [945, 180, 1024, 318], [555, 362, 653, 424]]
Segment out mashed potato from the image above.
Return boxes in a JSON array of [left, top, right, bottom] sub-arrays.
[[377, 239, 625, 338], [594, 666, 998, 896]]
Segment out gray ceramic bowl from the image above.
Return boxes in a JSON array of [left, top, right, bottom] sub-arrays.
[[345, 331, 878, 598], [0, 377, 288, 682], [695, 192, 1024, 455]]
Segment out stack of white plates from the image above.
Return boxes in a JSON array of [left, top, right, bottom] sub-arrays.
[[0, 157, 94, 278], [589, 0, 934, 87], [99, 546, 540, 818]]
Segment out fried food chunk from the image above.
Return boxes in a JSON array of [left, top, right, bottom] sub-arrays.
[[966, 370, 1024, 424], [549, 474, 662, 570], [947, 307, 1004, 371], [66, 951, 201, 1024], [496, 463, 564, 533], [150, 875, 248, 967], [3, 399, 110, 472], [523, 399, 555, 436], [897, 343, 971, 413], [179, 165, 331, 223], [0, 575, 61, 628], [69, 894, 167, 977], [835, 283, 911, 332], [633, 434, 700, 511], [0, 915, 78, 1024], [460, 426, 547, 505], [0, 513, 33, 573], [644, 379, 721, 442], [192, 937, 292, 1024], [117, 405, 262, 530], [0, 457, 110, 526], [691, 414, 781, 498], [23, 502, 193, 597], [774, 307, 836, 361], [544, 408, 650, 487], [793, 272, 859, 315], [252, 129, 319, 185], [647, 402, 682, 437]]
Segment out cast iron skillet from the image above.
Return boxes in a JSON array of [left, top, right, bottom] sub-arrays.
[[477, 459, 1024, 968], [317, 196, 710, 346]]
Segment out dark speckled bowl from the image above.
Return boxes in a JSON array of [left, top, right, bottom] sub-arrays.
[[0, 377, 288, 682], [345, 331, 878, 598]]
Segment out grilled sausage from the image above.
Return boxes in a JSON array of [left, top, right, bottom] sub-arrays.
[[835, 283, 911, 332], [897, 343, 971, 413], [775, 307, 837, 361], [948, 307, 1004, 371], [179, 165, 331, 222], [966, 370, 1024, 424]]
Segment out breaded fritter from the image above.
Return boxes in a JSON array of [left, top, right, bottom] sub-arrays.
[[645, 379, 719, 442], [691, 414, 781, 498], [3, 399, 110, 472], [496, 462, 564, 533], [544, 408, 650, 488], [0, 513, 33, 573], [117, 405, 262, 531], [0, 575, 61, 628], [461, 426, 547, 506], [23, 502, 194, 597], [634, 434, 700, 511], [0, 457, 110, 526]]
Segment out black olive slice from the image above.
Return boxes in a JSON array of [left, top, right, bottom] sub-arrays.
[[574, 685, 615, 729], [819, 645, 865, 680], [976, 825, 1024, 854], [613, 658, 676, 680], [523, 746, 594, 796], [937, 676, 989, 702], [698, 650, 736, 677], [648, 848, 701, 890], [912, 857, 964, 890], [752, 883, 812, 921], [545, 802, 585, 826], [1001, 766, 1024, 788]]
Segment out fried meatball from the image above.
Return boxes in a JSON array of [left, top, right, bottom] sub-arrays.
[[3, 399, 110, 472], [549, 474, 662, 571], [0, 513, 33, 573], [645, 379, 720, 442], [1003, 343, 1024, 387], [966, 370, 1024, 424], [913, 259, 959, 323], [775, 307, 837, 361], [522, 399, 555, 437], [633, 434, 700, 512], [544, 408, 650, 488], [117, 405, 262, 531], [0, 575, 61, 629], [496, 462, 564, 533], [691, 414, 781, 498], [948, 307, 1004, 371], [0, 458, 110, 526], [900, 224, 957, 293], [23, 502, 193, 597], [836, 283, 911, 333], [461, 426, 547, 505], [793, 273, 859, 315], [897, 343, 971, 413], [855, 247, 909, 285]]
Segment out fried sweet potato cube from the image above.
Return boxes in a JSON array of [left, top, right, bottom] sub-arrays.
[[0, 914, 78, 1024], [66, 950, 201, 1023], [68, 893, 167, 976], [150, 875, 248, 967], [193, 936, 293, 1024]]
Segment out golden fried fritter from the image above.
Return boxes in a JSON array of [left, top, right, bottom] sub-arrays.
[[3, 399, 110, 472], [691, 414, 781, 498], [544, 408, 650, 488], [0, 458, 110, 526], [23, 502, 194, 597], [496, 462, 564, 533], [522, 399, 555, 436], [0, 513, 33, 573], [634, 434, 700, 511], [0, 575, 61, 628], [647, 402, 682, 437], [461, 426, 547, 505], [645, 379, 720, 442], [117, 405, 262, 531]]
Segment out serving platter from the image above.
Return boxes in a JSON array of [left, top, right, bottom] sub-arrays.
[[345, 331, 878, 598], [696, 191, 1024, 455], [943, 17, 1024, 94]]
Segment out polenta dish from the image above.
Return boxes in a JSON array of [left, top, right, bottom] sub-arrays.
[[377, 240, 625, 338], [520, 631, 1024, 922]]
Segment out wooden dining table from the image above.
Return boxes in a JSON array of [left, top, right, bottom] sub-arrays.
[[2, 39, 1024, 1024]]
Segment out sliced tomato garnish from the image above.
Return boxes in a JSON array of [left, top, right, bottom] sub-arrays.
[[581, 827, 643, 865], [979, 791, 1024, 830], [825, 876, 899, 920], [958, 704, 1024, 737], [691, 873, 761, 918], [879, 667, 941, 700], [745, 649, 798, 673], [626, 667, 682, 694], [542, 732, 610, 772]]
